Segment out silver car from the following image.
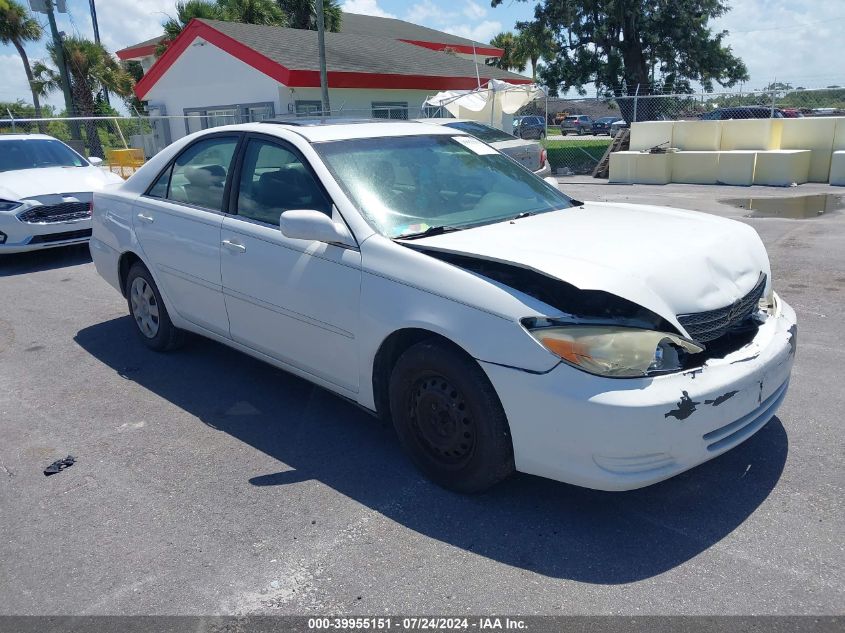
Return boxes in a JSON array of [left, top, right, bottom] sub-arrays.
[[417, 119, 551, 176]]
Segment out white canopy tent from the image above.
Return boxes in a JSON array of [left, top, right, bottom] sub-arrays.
[[423, 80, 547, 131]]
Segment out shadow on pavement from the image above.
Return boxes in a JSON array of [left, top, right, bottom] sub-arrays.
[[0, 245, 91, 276], [75, 316, 788, 585]]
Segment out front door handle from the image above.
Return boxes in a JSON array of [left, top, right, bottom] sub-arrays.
[[136, 212, 154, 224], [222, 239, 246, 253]]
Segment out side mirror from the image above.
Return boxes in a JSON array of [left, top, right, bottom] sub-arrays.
[[88, 156, 104, 166], [280, 209, 355, 247], [543, 176, 560, 190]]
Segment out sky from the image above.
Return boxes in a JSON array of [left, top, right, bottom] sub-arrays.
[[1, 0, 844, 110]]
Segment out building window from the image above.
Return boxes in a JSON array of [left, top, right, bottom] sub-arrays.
[[247, 105, 273, 122], [372, 101, 409, 120], [183, 102, 276, 134], [295, 100, 324, 116], [206, 108, 238, 128]]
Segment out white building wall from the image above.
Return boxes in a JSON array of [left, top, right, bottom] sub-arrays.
[[144, 39, 284, 142]]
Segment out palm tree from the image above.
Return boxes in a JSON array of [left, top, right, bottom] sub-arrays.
[[219, 0, 286, 25], [515, 23, 555, 81], [32, 37, 134, 157], [157, 0, 289, 55], [0, 0, 45, 129], [488, 32, 526, 73], [158, 0, 224, 55], [277, 0, 341, 31]]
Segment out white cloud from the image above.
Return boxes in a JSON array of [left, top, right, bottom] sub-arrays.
[[462, 1, 487, 20], [91, 0, 175, 52], [711, 1, 845, 89], [0, 54, 35, 104], [406, 0, 442, 23], [441, 19, 503, 45], [341, 0, 396, 19]]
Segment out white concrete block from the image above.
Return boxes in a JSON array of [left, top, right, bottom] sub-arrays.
[[672, 121, 722, 151], [753, 150, 811, 186], [629, 121, 675, 151], [671, 151, 720, 184], [717, 151, 757, 186], [830, 150, 845, 186]]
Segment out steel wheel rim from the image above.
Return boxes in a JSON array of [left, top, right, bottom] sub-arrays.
[[130, 277, 160, 339], [407, 373, 476, 468]]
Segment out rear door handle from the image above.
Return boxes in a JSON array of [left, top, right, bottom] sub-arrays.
[[222, 239, 246, 253], [136, 212, 154, 224]]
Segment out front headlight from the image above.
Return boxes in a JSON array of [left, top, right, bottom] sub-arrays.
[[0, 199, 21, 212], [526, 324, 704, 378]]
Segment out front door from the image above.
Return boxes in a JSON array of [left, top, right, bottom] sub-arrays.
[[220, 135, 361, 392], [132, 134, 240, 336]]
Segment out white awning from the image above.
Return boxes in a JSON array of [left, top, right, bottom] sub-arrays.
[[424, 80, 546, 121]]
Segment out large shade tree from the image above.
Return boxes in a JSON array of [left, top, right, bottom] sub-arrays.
[[0, 0, 45, 128], [32, 37, 134, 157], [492, 0, 749, 101]]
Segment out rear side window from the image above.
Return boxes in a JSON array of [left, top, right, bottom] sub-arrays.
[[165, 136, 239, 211], [444, 121, 516, 143]]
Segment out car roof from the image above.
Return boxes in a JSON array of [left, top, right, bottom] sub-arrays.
[[235, 119, 466, 142], [0, 133, 58, 141], [414, 118, 477, 125]]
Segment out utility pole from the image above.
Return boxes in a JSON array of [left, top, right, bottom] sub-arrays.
[[44, 0, 80, 139], [88, 0, 110, 106], [316, 0, 330, 116]]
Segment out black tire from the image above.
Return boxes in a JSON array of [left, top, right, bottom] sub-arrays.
[[389, 340, 514, 493], [125, 262, 185, 352], [539, 131, 546, 140]]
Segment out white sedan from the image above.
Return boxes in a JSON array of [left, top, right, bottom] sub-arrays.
[[90, 120, 797, 493], [0, 134, 123, 253]]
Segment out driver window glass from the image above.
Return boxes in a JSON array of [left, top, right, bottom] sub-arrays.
[[167, 136, 238, 211], [236, 139, 331, 225], [147, 165, 172, 198]]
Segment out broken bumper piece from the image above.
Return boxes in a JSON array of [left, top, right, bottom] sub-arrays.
[[480, 294, 797, 491]]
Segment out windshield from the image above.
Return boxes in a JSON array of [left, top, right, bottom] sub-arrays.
[[442, 121, 516, 143], [315, 134, 575, 239], [0, 138, 88, 172]]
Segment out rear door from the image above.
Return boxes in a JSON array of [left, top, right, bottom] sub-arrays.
[[132, 133, 241, 336]]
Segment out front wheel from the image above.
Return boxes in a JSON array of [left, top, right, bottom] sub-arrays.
[[389, 341, 515, 493], [126, 262, 185, 352]]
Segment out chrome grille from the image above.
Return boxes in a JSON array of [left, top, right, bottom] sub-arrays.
[[18, 201, 91, 224], [677, 274, 767, 343]]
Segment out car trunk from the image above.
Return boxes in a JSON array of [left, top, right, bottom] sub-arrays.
[[492, 139, 543, 172]]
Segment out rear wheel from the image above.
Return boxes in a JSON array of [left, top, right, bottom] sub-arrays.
[[126, 262, 185, 352], [389, 340, 514, 493]]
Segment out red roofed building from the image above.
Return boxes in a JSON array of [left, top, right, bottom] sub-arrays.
[[116, 13, 525, 145]]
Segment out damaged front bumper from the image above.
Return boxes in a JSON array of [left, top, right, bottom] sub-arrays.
[[480, 294, 797, 491]]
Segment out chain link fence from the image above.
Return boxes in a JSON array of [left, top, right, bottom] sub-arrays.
[[4, 86, 843, 178], [517, 85, 845, 175], [0, 107, 433, 177]]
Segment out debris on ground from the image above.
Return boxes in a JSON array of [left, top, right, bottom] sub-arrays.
[[43, 455, 75, 476]]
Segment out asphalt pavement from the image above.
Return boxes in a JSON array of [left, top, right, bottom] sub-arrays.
[[0, 182, 842, 615]]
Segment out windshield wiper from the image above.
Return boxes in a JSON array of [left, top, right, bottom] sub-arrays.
[[395, 225, 463, 240]]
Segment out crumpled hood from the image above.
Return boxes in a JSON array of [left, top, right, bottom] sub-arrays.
[[0, 166, 120, 201], [413, 201, 771, 329]]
